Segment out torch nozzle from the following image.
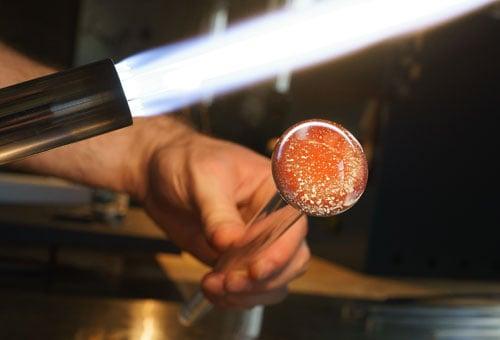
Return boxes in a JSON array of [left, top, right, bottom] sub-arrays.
[[0, 59, 132, 165]]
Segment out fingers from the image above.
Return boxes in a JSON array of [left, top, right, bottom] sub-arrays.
[[200, 216, 307, 296], [227, 241, 310, 294], [193, 168, 246, 252], [249, 215, 308, 280], [183, 231, 220, 266], [201, 238, 310, 308], [188, 145, 308, 309]]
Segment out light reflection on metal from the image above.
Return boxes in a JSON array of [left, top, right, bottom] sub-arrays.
[[132, 300, 164, 340], [0, 59, 132, 165]]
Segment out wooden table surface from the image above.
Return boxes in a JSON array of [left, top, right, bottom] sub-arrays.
[[157, 252, 500, 301]]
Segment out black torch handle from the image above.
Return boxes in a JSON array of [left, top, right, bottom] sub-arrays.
[[0, 59, 132, 165]]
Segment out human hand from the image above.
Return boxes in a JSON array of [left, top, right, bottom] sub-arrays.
[[135, 117, 310, 309], [14, 114, 310, 309]]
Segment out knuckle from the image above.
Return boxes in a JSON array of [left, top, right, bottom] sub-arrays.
[[202, 212, 243, 251], [207, 227, 235, 251], [271, 249, 291, 268]]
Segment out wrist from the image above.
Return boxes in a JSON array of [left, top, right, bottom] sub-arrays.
[[124, 115, 198, 201]]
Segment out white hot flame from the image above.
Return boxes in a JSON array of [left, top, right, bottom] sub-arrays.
[[116, 0, 495, 117]]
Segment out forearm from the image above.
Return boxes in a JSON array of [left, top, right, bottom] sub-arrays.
[[0, 41, 54, 87], [11, 116, 194, 200], [1, 41, 194, 200]]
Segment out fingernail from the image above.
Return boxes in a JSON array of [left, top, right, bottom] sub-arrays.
[[226, 273, 252, 293], [253, 260, 274, 280]]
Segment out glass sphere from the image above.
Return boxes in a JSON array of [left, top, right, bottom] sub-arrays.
[[272, 119, 368, 216]]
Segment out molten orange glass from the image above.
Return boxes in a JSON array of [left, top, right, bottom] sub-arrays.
[[273, 119, 368, 216]]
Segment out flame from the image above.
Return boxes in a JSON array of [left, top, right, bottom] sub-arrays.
[[117, 0, 495, 117]]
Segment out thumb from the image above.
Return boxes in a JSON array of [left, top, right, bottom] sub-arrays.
[[194, 175, 246, 252]]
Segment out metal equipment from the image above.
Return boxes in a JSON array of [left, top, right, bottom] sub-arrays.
[[0, 59, 132, 164]]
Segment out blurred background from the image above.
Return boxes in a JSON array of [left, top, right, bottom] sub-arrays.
[[0, 0, 499, 339]]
